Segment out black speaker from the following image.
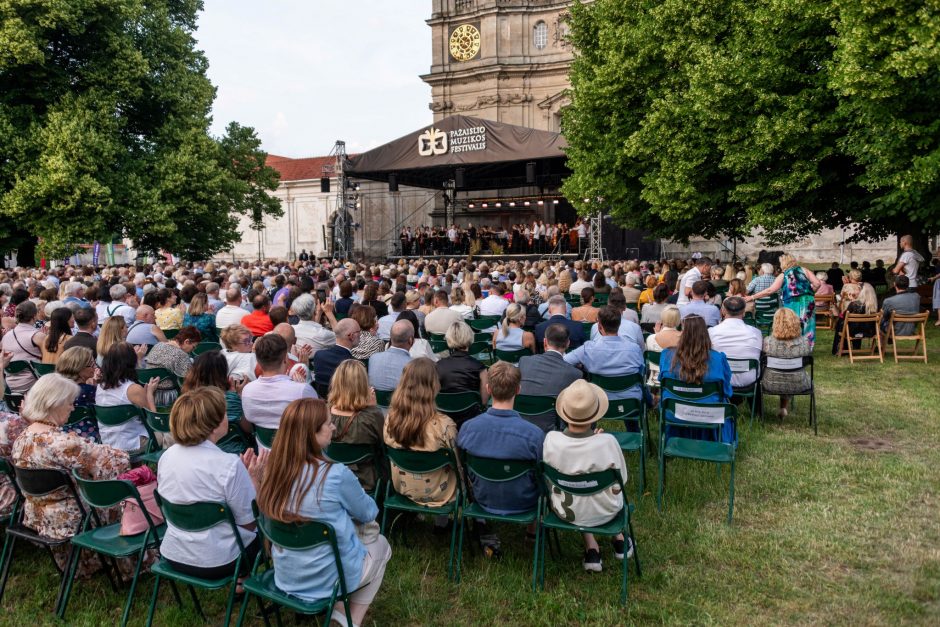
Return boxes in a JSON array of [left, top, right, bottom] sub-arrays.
[[388, 174, 398, 192], [455, 168, 465, 189], [526, 161, 537, 184], [320, 177, 330, 193]]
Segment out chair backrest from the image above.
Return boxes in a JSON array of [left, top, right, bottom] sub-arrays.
[[154, 490, 242, 545], [0, 457, 22, 503], [29, 363, 56, 378], [192, 342, 222, 356], [538, 462, 622, 498], [435, 391, 482, 415], [472, 332, 493, 344], [385, 446, 458, 476], [67, 405, 94, 425], [5, 360, 34, 376], [325, 442, 376, 466], [374, 389, 393, 409], [255, 426, 277, 449], [660, 377, 724, 400], [426, 332, 445, 343], [580, 322, 593, 337], [726, 358, 760, 380], [468, 340, 492, 357], [136, 367, 180, 390], [462, 452, 538, 484], [513, 394, 555, 417], [429, 338, 449, 353], [763, 354, 813, 374], [589, 372, 644, 395], [644, 350, 661, 367], [661, 398, 736, 429], [603, 397, 644, 423], [493, 348, 532, 364], [162, 329, 180, 340], [889, 311, 929, 328], [94, 404, 143, 427], [72, 470, 161, 537], [144, 409, 172, 434], [251, 501, 339, 552], [3, 389, 24, 412], [843, 312, 882, 324], [13, 465, 77, 499]]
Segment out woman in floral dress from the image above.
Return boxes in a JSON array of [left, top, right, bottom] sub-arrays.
[[746, 254, 822, 348], [12, 374, 130, 576]]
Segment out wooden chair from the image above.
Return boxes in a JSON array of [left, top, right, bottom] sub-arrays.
[[886, 311, 928, 363], [839, 312, 883, 363], [814, 294, 835, 330]]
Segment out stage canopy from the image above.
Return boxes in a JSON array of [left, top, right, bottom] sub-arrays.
[[344, 114, 569, 191]]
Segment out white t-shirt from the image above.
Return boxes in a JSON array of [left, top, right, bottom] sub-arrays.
[[899, 250, 924, 287], [215, 304, 247, 329], [224, 350, 257, 382], [677, 267, 702, 306], [478, 294, 509, 317], [157, 440, 257, 567], [708, 319, 763, 387], [95, 380, 148, 451]]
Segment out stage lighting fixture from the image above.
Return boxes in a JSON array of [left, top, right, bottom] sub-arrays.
[[495, 202, 502, 207], [481, 203, 488, 208], [524, 201, 530, 206], [553, 199, 560, 204], [468, 202, 475, 208], [509, 202, 516, 207], [537, 200, 544, 206]]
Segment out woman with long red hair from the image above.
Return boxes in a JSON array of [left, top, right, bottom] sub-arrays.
[[257, 398, 390, 627]]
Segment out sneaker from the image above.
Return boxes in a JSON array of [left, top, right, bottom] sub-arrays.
[[582, 548, 603, 572], [612, 537, 634, 560]]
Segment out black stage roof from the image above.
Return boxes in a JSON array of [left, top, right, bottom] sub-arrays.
[[344, 115, 569, 191]]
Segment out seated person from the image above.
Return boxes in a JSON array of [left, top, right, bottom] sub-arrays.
[[543, 380, 631, 573], [241, 334, 316, 446], [570, 287, 599, 323], [328, 360, 385, 493], [880, 275, 921, 336], [763, 308, 812, 419], [435, 322, 489, 424], [457, 362, 545, 556], [831, 284, 873, 355], [242, 293, 274, 337], [368, 320, 414, 391], [384, 358, 460, 531], [640, 284, 670, 325], [158, 388, 264, 584], [312, 318, 360, 396], [96, 342, 158, 453], [518, 324, 583, 432], [220, 323, 258, 382], [814, 272, 834, 297], [257, 398, 389, 627], [493, 303, 536, 353], [678, 281, 721, 327], [126, 305, 167, 346], [659, 315, 734, 444], [589, 292, 645, 352], [535, 295, 586, 350], [645, 305, 682, 387], [12, 373, 130, 577], [145, 325, 201, 407], [55, 346, 99, 441], [707, 296, 763, 388], [565, 306, 645, 403]]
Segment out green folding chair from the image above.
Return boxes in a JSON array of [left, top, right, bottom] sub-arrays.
[[62, 472, 166, 626], [580, 321, 594, 337], [381, 447, 464, 581], [457, 452, 542, 591], [593, 293, 609, 306], [435, 391, 483, 423], [136, 368, 181, 393], [29, 362, 56, 378], [3, 361, 35, 408], [761, 355, 817, 434], [727, 358, 762, 426], [94, 405, 146, 459], [192, 341, 222, 356], [235, 502, 356, 627], [162, 329, 180, 340], [468, 340, 493, 365], [754, 297, 778, 335], [374, 389, 394, 410], [255, 426, 278, 450], [658, 398, 737, 524], [536, 463, 640, 605], [2, 385, 23, 413], [468, 317, 500, 332], [0, 458, 23, 601], [589, 373, 649, 497], [325, 442, 383, 498], [145, 493, 249, 626], [493, 348, 532, 364], [138, 409, 172, 465], [513, 394, 557, 431], [67, 405, 95, 426], [429, 337, 450, 353]]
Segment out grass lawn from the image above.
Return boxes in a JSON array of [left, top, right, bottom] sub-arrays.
[[2, 324, 939, 626]]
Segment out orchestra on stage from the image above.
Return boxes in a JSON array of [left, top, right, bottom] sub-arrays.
[[398, 219, 589, 257]]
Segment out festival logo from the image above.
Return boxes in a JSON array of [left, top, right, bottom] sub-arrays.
[[418, 127, 448, 156]]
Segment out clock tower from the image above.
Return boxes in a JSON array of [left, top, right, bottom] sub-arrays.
[[422, 0, 575, 132]]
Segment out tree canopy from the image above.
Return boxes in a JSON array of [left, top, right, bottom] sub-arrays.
[[562, 0, 940, 253], [0, 0, 281, 262]]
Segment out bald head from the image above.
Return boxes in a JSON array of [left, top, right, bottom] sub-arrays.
[[334, 318, 361, 348], [272, 322, 296, 346], [135, 305, 155, 323], [390, 319, 415, 349]]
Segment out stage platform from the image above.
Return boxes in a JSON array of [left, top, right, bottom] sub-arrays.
[[389, 253, 584, 263]]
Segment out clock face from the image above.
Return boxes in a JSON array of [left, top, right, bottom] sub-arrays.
[[449, 24, 481, 62]]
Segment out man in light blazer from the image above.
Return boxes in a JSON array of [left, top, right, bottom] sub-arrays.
[[518, 323, 583, 432]]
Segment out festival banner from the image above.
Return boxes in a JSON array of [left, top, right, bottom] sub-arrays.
[[92, 241, 100, 265]]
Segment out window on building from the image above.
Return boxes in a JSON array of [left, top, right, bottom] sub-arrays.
[[533, 21, 548, 50]]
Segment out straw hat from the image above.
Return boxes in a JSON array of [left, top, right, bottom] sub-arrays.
[[555, 380, 609, 427]]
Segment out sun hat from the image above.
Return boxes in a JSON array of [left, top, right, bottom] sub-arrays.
[[555, 380, 609, 427]]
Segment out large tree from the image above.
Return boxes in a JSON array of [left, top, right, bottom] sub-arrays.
[[562, 0, 940, 256], [0, 0, 281, 261]]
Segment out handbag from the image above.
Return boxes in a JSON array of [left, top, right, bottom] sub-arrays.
[[119, 480, 164, 536]]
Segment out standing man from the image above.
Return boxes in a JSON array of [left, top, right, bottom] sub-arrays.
[[677, 257, 713, 306], [892, 235, 925, 287]]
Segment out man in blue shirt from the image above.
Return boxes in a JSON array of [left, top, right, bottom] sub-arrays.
[[589, 292, 644, 352], [367, 320, 413, 391], [535, 295, 585, 349], [457, 361, 544, 558], [565, 306, 645, 402], [678, 280, 721, 327]]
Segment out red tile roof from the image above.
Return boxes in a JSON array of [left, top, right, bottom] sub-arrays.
[[265, 155, 337, 182]]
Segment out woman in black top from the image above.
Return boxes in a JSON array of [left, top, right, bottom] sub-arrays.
[[360, 282, 388, 318], [434, 321, 489, 426]]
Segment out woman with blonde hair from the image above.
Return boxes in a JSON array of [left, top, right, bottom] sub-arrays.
[[747, 253, 822, 347], [183, 292, 217, 341], [763, 308, 813, 417], [258, 398, 389, 627], [55, 346, 99, 440], [492, 303, 535, 352], [328, 360, 384, 493], [384, 358, 460, 511], [645, 305, 681, 387], [220, 323, 257, 382], [96, 316, 127, 367], [637, 275, 658, 310]]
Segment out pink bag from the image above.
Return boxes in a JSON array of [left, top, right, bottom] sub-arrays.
[[119, 480, 164, 536]]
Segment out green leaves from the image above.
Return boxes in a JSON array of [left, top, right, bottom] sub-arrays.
[[0, 0, 280, 260], [563, 0, 940, 247]]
